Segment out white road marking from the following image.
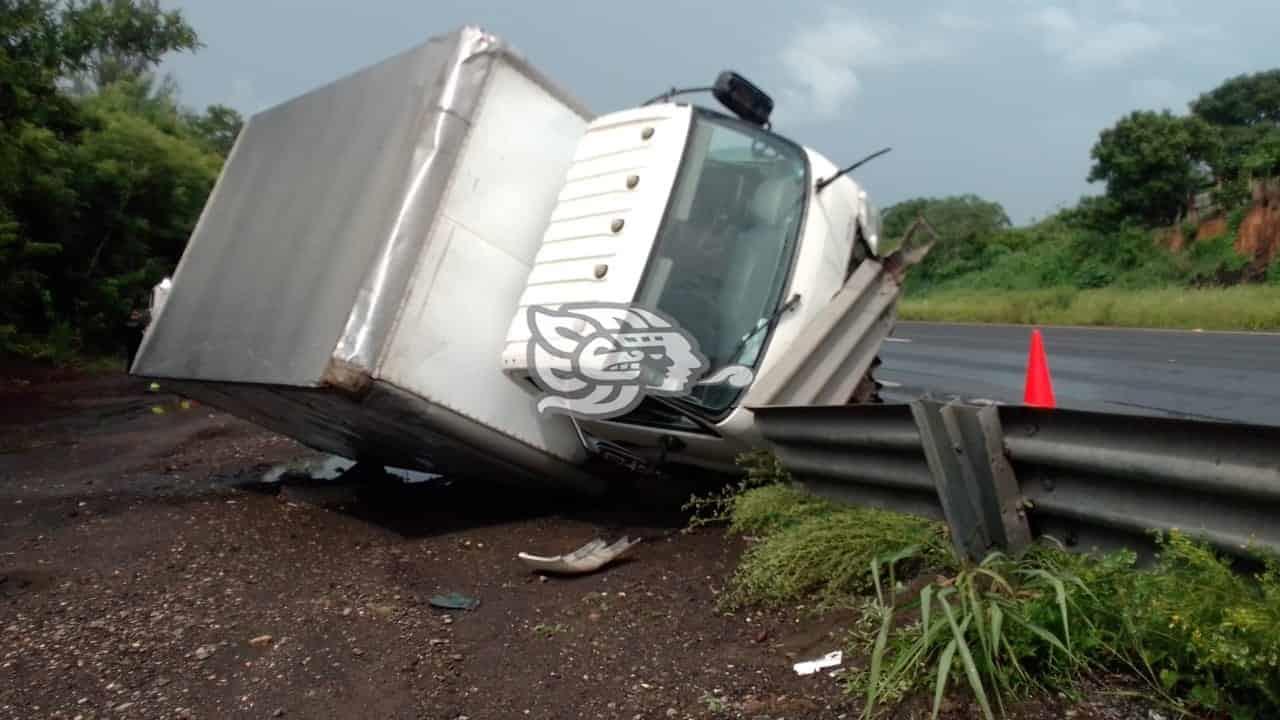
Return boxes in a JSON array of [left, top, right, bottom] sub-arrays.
[[878, 380, 903, 388], [885, 337, 912, 343]]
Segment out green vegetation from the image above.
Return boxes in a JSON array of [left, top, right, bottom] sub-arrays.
[[894, 68, 1280, 330], [1, 1, 241, 363], [854, 534, 1280, 719], [1087, 110, 1219, 227], [901, 285, 1280, 330], [721, 485, 950, 609], [707, 463, 1280, 719], [687, 453, 952, 611], [852, 549, 1083, 719]]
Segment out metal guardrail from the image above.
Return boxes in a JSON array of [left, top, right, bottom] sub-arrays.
[[752, 400, 1280, 560]]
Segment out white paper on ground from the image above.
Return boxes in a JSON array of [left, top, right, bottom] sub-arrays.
[[793, 650, 843, 676]]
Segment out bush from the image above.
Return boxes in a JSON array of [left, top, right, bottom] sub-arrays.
[[850, 534, 1280, 719], [902, 213, 1191, 298], [717, 478, 953, 610], [683, 449, 790, 528], [727, 484, 836, 537], [1117, 534, 1280, 713], [709, 457, 1280, 717], [1186, 232, 1250, 284], [724, 503, 951, 609]]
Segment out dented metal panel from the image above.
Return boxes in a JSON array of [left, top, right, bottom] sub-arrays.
[[134, 26, 591, 388], [754, 400, 1280, 558], [743, 256, 901, 407]]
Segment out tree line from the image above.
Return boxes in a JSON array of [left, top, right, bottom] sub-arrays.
[[2, 0, 239, 362], [887, 69, 1280, 296], [5, 3, 1278, 360], [1089, 69, 1280, 226]]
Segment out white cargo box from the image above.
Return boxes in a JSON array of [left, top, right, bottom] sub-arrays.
[[133, 26, 599, 489]]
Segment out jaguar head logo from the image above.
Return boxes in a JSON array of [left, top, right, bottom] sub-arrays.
[[525, 303, 753, 420]]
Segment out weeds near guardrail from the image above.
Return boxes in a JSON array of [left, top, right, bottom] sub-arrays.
[[703, 454, 1280, 718], [686, 453, 951, 610], [847, 530, 1280, 719], [720, 487, 950, 610], [1094, 534, 1280, 715], [853, 548, 1092, 720], [855, 535, 1280, 719], [682, 449, 788, 528]]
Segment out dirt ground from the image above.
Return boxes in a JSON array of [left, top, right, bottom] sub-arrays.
[[0, 369, 1156, 720]]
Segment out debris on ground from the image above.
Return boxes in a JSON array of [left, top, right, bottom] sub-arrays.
[[261, 454, 353, 483], [429, 592, 481, 611], [517, 536, 641, 575], [793, 650, 843, 676]]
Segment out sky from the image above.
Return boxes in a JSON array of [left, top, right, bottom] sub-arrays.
[[158, 1, 1278, 225]]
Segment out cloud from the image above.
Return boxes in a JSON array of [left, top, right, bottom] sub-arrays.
[[775, 8, 954, 120], [229, 76, 259, 113], [932, 10, 988, 32], [1029, 4, 1170, 70], [1129, 76, 1183, 109], [773, 2, 1215, 122]]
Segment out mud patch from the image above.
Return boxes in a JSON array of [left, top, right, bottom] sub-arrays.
[[1236, 194, 1280, 278]]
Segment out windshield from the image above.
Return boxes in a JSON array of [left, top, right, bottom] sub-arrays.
[[634, 110, 808, 414]]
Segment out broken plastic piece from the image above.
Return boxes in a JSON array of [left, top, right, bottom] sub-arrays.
[[517, 537, 640, 575], [261, 455, 354, 484], [429, 593, 480, 611], [793, 650, 842, 676]]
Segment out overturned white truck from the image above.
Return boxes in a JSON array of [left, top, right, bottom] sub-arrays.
[[133, 26, 920, 492]]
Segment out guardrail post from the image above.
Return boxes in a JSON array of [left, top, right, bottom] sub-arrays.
[[941, 404, 1032, 556], [911, 400, 1031, 561], [911, 400, 989, 561]]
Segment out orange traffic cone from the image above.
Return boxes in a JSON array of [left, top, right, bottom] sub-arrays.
[[1023, 329, 1056, 408]]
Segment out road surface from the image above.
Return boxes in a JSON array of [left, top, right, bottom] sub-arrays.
[[878, 322, 1280, 426]]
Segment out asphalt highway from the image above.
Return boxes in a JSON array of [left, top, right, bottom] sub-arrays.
[[877, 322, 1280, 426]]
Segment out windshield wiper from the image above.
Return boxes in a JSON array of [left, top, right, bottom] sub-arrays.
[[647, 395, 721, 435], [720, 292, 801, 370]]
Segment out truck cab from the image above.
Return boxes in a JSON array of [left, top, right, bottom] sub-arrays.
[[502, 91, 900, 473]]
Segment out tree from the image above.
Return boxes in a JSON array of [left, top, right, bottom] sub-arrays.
[[0, 0, 209, 358], [1190, 69, 1280, 127], [1191, 69, 1280, 182], [60, 0, 200, 91], [188, 104, 244, 156], [1087, 110, 1219, 227], [882, 195, 1013, 292], [67, 83, 222, 346], [882, 194, 1011, 245]]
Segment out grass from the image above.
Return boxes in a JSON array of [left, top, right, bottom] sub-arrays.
[[721, 497, 951, 609], [851, 548, 1085, 720], [706, 465, 1280, 719], [900, 285, 1280, 331], [696, 460, 953, 611], [894, 206, 1280, 331]]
